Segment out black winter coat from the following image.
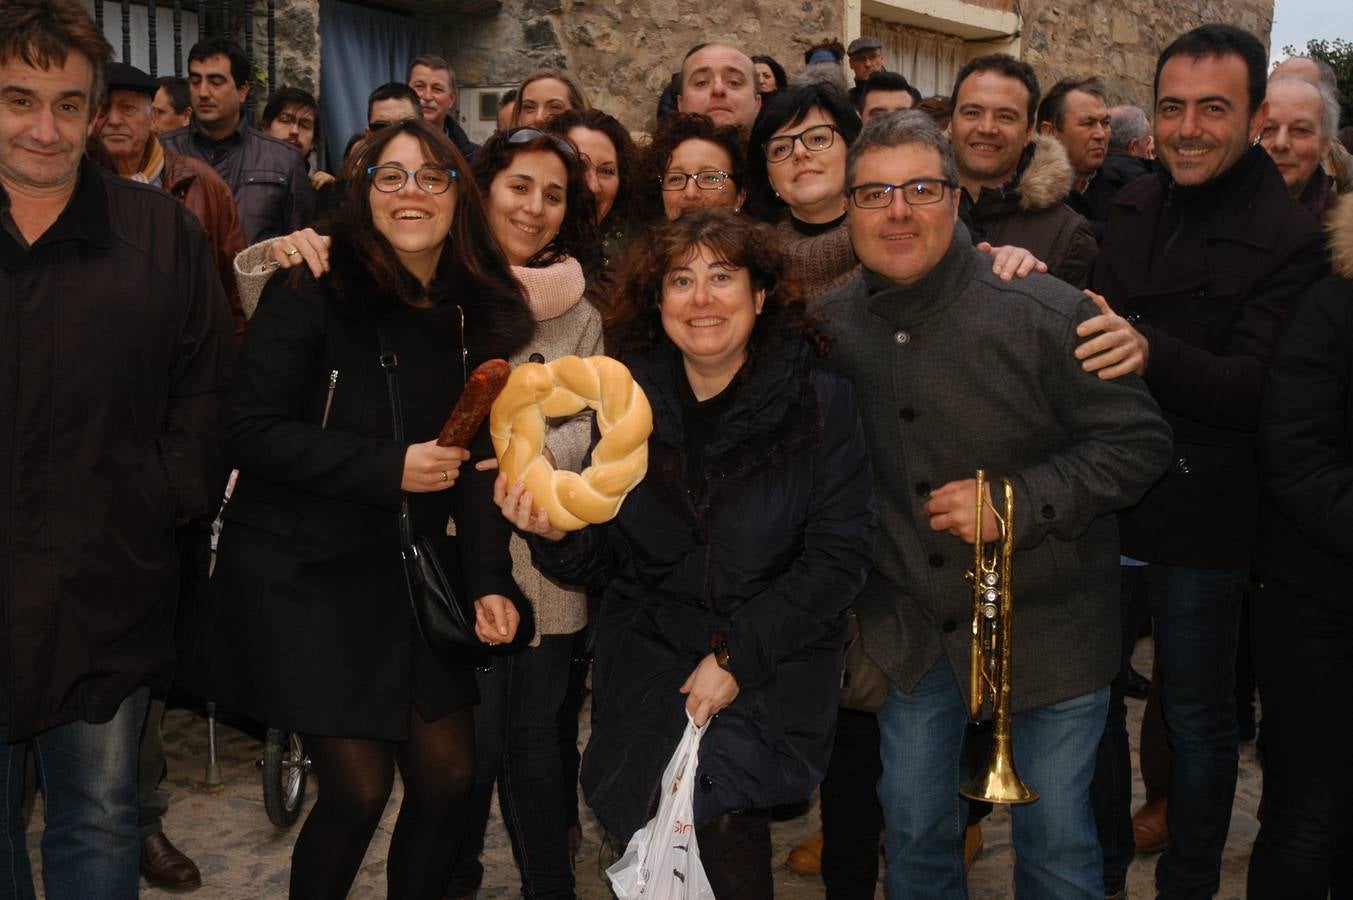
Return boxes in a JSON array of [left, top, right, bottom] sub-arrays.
[[1256, 199, 1353, 599], [530, 336, 876, 840], [0, 162, 234, 740], [201, 234, 533, 740], [1090, 145, 1328, 568], [1068, 151, 1154, 240]]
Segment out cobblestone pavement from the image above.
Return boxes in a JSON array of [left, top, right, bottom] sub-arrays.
[[25, 639, 1257, 898]]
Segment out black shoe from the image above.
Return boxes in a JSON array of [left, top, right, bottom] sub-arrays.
[[1124, 667, 1150, 701]]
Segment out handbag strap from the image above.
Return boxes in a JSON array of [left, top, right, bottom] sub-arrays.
[[377, 326, 415, 552], [378, 310, 469, 555]]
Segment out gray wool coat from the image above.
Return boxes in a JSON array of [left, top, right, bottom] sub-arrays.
[[812, 222, 1172, 713]]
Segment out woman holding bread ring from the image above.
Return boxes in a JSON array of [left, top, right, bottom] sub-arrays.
[[443, 126, 605, 900], [497, 209, 878, 897], [204, 119, 532, 899]]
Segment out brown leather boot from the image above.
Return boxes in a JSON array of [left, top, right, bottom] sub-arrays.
[[140, 831, 202, 890], [1132, 797, 1169, 853], [786, 830, 823, 875]]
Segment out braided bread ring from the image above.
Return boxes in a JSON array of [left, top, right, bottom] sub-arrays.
[[490, 355, 653, 532]]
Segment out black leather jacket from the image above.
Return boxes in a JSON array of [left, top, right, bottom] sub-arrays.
[[161, 116, 315, 244]]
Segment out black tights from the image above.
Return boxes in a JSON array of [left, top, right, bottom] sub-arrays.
[[289, 706, 475, 900]]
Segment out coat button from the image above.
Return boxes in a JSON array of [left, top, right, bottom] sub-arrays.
[[929, 553, 944, 568], [1175, 457, 1192, 475], [699, 774, 714, 794], [1126, 312, 1142, 324], [942, 619, 958, 633], [899, 407, 915, 422], [1041, 503, 1055, 519], [915, 481, 931, 497], [894, 330, 911, 345]]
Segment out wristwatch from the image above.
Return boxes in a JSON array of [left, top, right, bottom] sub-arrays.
[[709, 632, 732, 672]]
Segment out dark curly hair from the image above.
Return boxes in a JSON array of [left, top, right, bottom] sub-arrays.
[[748, 82, 862, 222], [640, 112, 747, 222], [606, 209, 829, 362], [546, 107, 638, 234], [472, 127, 602, 274]]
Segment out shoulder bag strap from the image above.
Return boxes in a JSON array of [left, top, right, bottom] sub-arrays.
[[377, 325, 415, 553]]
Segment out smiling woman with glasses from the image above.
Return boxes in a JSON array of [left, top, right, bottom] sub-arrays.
[[748, 83, 863, 300], [642, 112, 748, 222], [206, 117, 532, 899]]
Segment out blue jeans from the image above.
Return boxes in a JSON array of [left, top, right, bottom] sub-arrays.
[[1093, 567, 1151, 893], [877, 658, 1106, 899], [1, 687, 149, 900], [1095, 565, 1245, 900], [447, 633, 576, 899]]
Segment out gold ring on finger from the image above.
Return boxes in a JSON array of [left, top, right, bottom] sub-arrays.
[[440, 470, 449, 482]]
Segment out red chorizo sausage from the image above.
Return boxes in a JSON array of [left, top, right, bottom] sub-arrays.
[[437, 359, 512, 447]]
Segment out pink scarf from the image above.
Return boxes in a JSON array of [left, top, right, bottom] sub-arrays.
[[510, 258, 586, 322]]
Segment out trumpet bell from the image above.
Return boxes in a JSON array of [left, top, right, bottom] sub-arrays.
[[959, 751, 1039, 805]]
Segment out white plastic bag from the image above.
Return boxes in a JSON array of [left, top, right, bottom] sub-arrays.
[[607, 715, 716, 899]]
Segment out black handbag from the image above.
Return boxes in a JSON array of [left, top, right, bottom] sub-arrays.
[[378, 340, 481, 657]]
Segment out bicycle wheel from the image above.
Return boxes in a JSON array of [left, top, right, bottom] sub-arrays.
[[262, 727, 310, 828]]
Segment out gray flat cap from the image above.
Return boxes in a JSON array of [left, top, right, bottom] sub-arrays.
[[847, 36, 882, 56]]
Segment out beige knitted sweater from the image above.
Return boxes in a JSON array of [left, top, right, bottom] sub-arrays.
[[502, 260, 601, 641]]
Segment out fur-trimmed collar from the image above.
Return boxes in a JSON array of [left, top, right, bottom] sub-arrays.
[[967, 134, 1075, 216], [1330, 195, 1353, 280], [320, 226, 534, 360], [1015, 133, 1075, 212]]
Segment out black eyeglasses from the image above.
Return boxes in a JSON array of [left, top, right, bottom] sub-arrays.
[[659, 170, 733, 191], [366, 164, 458, 194], [764, 124, 839, 163], [849, 178, 956, 208], [506, 127, 578, 158]]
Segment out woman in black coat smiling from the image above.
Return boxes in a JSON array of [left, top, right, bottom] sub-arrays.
[[205, 119, 533, 899], [497, 210, 877, 897]]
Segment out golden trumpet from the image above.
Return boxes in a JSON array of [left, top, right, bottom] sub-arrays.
[[960, 469, 1038, 805]]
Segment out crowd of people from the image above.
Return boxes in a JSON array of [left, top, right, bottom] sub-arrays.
[[2, 0, 1352, 897]]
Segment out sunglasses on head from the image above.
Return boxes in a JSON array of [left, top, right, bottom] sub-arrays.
[[506, 127, 578, 158]]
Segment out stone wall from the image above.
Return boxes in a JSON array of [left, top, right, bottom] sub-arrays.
[[261, 0, 321, 97], [432, 0, 846, 133], [1020, 0, 1275, 110]]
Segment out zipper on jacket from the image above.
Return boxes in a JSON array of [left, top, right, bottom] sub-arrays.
[[320, 369, 339, 428]]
